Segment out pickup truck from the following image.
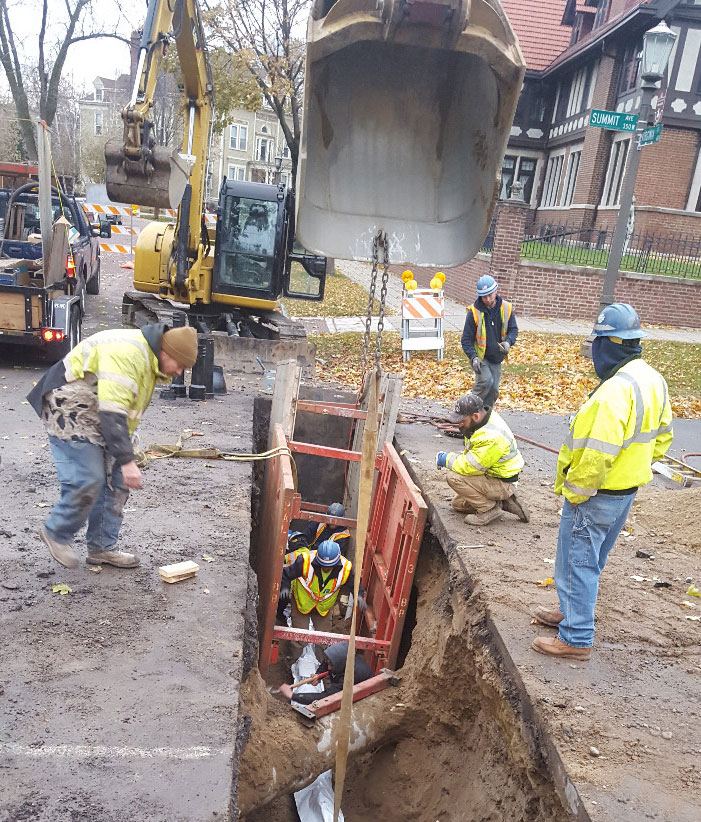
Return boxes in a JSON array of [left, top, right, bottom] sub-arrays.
[[0, 184, 110, 359]]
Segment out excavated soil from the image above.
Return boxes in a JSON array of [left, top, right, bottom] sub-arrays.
[[238, 538, 569, 822]]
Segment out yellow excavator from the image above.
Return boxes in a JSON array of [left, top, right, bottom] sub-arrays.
[[105, 0, 524, 335], [105, 0, 328, 338]]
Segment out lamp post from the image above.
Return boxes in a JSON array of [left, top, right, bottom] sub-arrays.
[[581, 21, 676, 356], [274, 154, 283, 185]]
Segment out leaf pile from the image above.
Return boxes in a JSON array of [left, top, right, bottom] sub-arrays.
[[312, 332, 701, 419], [283, 269, 394, 318]]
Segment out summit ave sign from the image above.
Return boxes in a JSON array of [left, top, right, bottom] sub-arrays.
[[589, 109, 639, 132]]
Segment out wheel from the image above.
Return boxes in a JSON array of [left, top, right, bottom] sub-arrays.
[[86, 257, 100, 295], [49, 306, 81, 363]]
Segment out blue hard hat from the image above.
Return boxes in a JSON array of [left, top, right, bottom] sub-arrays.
[[316, 539, 342, 566], [476, 275, 498, 297], [326, 502, 345, 518], [593, 303, 646, 340]]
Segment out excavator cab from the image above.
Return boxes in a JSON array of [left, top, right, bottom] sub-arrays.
[[296, 0, 525, 267], [212, 179, 327, 305]]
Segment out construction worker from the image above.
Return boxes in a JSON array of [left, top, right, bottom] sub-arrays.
[[280, 640, 373, 705], [280, 538, 366, 658], [436, 392, 529, 526], [304, 501, 350, 554], [461, 274, 518, 408], [27, 324, 198, 570], [532, 304, 673, 661]]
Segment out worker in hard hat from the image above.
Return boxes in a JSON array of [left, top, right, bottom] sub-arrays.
[[280, 538, 367, 658], [461, 274, 518, 408], [532, 304, 673, 661], [436, 392, 529, 526], [304, 501, 351, 554], [279, 640, 374, 704]]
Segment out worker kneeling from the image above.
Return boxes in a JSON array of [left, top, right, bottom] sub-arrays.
[[437, 393, 529, 526], [280, 640, 373, 705], [280, 538, 366, 659]]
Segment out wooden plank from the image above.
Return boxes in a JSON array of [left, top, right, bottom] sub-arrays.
[[267, 359, 301, 449], [158, 560, 200, 583]]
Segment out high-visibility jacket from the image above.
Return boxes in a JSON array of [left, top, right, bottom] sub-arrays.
[[285, 548, 352, 616], [61, 329, 164, 436], [470, 300, 513, 360], [555, 358, 673, 505], [310, 523, 351, 547], [446, 410, 524, 480]]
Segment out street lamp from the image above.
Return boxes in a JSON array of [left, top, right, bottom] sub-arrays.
[[274, 154, 283, 186], [581, 20, 676, 356]]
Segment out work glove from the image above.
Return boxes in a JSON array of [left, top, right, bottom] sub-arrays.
[[471, 357, 482, 374], [436, 451, 448, 469], [357, 595, 367, 612], [498, 341, 511, 355], [279, 584, 291, 604]]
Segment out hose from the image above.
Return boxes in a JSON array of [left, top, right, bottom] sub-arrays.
[[681, 452, 701, 469]]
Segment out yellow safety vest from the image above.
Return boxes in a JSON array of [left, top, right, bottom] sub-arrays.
[[555, 359, 673, 505], [470, 300, 513, 360], [287, 549, 352, 616], [446, 410, 523, 480], [64, 329, 165, 436], [313, 524, 351, 544]]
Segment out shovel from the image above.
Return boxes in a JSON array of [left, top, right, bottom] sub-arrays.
[[276, 671, 329, 700]]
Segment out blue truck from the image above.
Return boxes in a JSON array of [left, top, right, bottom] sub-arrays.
[[0, 183, 110, 360]]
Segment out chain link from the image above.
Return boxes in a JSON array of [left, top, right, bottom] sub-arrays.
[[360, 231, 390, 375], [374, 232, 389, 371], [360, 234, 380, 373]]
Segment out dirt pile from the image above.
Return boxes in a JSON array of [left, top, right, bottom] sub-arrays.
[[238, 541, 570, 821]]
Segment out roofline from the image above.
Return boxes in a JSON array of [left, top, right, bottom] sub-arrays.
[[542, 2, 668, 77]]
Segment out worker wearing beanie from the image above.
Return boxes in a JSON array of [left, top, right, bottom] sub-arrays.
[[461, 274, 518, 408], [27, 323, 198, 570]]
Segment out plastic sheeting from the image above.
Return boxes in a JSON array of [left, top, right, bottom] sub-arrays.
[[294, 770, 344, 822], [291, 643, 325, 707]]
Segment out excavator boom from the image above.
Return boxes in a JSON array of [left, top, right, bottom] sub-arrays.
[[296, 0, 525, 266]]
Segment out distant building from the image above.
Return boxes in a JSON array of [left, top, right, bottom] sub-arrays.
[[79, 74, 132, 145]]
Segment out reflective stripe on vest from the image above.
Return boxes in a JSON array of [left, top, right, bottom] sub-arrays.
[[471, 300, 512, 359], [314, 524, 351, 544], [292, 550, 352, 615]]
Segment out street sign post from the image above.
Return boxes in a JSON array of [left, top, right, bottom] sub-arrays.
[[639, 123, 663, 147], [589, 109, 639, 132]]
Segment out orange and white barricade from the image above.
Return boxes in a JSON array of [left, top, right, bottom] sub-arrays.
[[401, 288, 444, 362]]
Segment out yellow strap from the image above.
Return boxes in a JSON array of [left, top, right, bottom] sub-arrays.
[[333, 369, 378, 822]]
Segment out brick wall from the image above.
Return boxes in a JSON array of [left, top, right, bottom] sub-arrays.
[[635, 127, 698, 210]]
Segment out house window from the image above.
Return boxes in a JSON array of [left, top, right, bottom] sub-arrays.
[[94, 88, 103, 102], [541, 154, 564, 207], [601, 137, 630, 206], [94, 111, 103, 136], [619, 41, 642, 95], [499, 155, 538, 203], [560, 149, 582, 206], [593, 0, 609, 29], [281, 143, 290, 159], [566, 67, 588, 117], [256, 137, 273, 163], [229, 124, 248, 151], [227, 164, 246, 181]]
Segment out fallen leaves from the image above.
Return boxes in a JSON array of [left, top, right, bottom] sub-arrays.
[[284, 270, 394, 319], [51, 584, 71, 595]]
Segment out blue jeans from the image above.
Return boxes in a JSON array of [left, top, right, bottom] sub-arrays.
[[45, 436, 129, 552], [473, 360, 502, 408], [555, 493, 636, 648]]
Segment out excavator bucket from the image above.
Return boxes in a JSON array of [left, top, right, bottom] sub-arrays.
[[296, 0, 525, 267], [104, 139, 193, 210]]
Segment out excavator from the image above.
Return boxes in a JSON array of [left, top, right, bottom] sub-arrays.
[[104, 0, 328, 339], [105, 0, 524, 336]]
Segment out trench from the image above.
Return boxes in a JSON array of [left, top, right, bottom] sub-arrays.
[[236, 392, 570, 822]]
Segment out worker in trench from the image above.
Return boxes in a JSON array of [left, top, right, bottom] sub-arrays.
[[27, 324, 198, 569], [532, 303, 673, 661], [436, 392, 530, 526], [303, 501, 350, 553], [278, 640, 373, 704], [280, 538, 368, 660]]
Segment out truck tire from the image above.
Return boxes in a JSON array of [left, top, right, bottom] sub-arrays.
[[49, 306, 81, 363], [86, 258, 100, 295]]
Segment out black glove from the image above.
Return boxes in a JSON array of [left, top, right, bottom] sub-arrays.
[[279, 585, 291, 604], [472, 357, 482, 374], [498, 341, 510, 355]]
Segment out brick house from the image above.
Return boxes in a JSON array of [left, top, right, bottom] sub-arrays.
[[501, 0, 701, 237]]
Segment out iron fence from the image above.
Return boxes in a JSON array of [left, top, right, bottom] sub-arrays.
[[522, 222, 701, 279]]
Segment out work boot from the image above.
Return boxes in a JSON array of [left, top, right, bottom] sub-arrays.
[[464, 504, 502, 526], [534, 606, 564, 628], [39, 524, 79, 569], [531, 636, 591, 661], [86, 550, 140, 569], [502, 493, 530, 522]]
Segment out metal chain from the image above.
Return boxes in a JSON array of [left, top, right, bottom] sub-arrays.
[[360, 234, 380, 373], [374, 232, 390, 371]]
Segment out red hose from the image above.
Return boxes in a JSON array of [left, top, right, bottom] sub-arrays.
[[514, 434, 560, 455], [681, 452, 701, 469]]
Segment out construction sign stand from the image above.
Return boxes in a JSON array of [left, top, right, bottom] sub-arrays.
[[401, 287, 444, 362]]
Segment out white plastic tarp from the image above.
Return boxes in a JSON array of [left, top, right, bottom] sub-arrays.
[[294, 770, 344, 822]]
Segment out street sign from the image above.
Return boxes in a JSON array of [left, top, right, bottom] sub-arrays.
[[589, 109, 639, 132], [639, 124, 663, 147]]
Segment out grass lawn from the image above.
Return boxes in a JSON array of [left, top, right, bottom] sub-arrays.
[[522, 240, 701, 280], [313, 330, 701, 418], [282, 267, 394, 318]]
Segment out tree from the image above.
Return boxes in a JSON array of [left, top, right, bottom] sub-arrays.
[[0, 0, 129, 160], [205, 0, 309, 182]]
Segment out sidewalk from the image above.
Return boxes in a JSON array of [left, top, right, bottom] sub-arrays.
[[294, 259, 701, 343]]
